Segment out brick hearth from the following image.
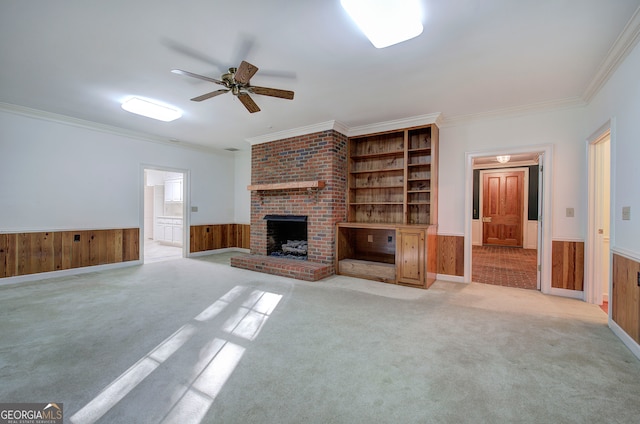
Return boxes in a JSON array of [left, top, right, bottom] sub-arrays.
[[230, 129, 347, 281]]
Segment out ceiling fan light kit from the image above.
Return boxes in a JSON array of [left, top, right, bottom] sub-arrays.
[[172, 60, 294, 113], [340, 0, 424, 48]]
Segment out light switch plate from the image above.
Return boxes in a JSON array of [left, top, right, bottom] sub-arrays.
[[622, 206, 631, 220], [191, 206, 198, 212], [566, 207, 574, 218], [367, 234, 373, 243]]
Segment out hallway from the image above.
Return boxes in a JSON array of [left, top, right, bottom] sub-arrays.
[[472, 245, 537, 290]]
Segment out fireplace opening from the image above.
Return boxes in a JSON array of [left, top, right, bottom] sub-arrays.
[[265, 215, 308, 260]]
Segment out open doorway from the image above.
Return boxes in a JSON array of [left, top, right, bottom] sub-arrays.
[[585, 123, 611, 310], [471, 154, 540, 290], [465, 145, 553, 294], [143, 168, 186, 263]]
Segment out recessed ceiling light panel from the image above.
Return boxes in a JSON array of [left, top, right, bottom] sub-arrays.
[[341, 0, 424, 48], [121, 97, 182, 122]]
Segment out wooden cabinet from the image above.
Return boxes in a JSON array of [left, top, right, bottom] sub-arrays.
[[337, 124, 439, 289], [396, 227, 425, 286]]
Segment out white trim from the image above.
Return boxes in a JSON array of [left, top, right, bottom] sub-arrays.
[[552, 237, 585, 243], [436, 274, 466, 284], [346, 113, 442, 137], [609, 319, 640, 361], [440, 97, 585, 127], [0, 261, 141, 287], [465, 145, 553, 295], [245, 120, 349, 145], [548, 287, 584, 300], [245, 113, 443, 145], [0, 102, 223, 154], [611, 247, 640, 263], [582, 6, 640, 102], [188, 247, 249, 258], [436, 232, 464, 238]]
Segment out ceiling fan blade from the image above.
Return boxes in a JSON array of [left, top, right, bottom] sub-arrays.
[[237, 93, 260, 113], [250, 86, 295, 100], [235, 60, 259, 85], [191, 89, 229, 102], [171, 69, 227, 86]]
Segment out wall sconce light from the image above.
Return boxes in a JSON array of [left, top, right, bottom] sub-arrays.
[[496, 155, 511, 164]]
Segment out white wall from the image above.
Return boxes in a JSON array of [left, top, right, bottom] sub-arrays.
[[585, 39, 640, 256], [234, 150, 251, 224], [0, 109, 236, 232], [438, 107, 586, 240]]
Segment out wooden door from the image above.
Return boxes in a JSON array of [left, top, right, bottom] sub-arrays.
[[396, 228, 425, 287], [482, 171, 524, 246]]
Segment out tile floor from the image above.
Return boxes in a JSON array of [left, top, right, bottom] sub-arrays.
[[472, 245, 538, 290]]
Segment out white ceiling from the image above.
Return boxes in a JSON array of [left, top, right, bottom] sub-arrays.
[[2, 0, 639, 152]]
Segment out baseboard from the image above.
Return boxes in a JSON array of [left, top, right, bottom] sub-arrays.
[[188, 247, 249, 258], [436, 274, 467, 283], [548, 287, 584, 300], [0, 260, 142, 287], [609, 319, 640, 361]]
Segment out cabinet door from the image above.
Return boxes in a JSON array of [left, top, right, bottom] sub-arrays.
[[396, 229, 425, 286]]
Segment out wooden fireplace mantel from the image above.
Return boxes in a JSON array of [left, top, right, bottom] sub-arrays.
[[247, 180, 326, 191]]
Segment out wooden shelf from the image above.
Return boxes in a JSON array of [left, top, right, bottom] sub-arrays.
[[407, 189, 431, 194], [247, 180, 325, 191], [350, 202, 403, 206], [350, 150, 404, 160], [351, 185, 405, 190], [350, 167, 404, 174]]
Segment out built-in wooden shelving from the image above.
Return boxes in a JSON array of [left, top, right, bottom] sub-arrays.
[[336, 124, 439, 288]]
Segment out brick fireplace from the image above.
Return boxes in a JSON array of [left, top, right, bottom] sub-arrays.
[[230, 129, 347, 281]]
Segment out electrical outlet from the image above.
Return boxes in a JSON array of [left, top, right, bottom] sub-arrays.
[[367, 234, 373, 243], [388, 236, 393, 243], [637, 271, 640, 287]]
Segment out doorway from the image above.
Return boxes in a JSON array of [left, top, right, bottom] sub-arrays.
[[585, 124, 611, 308], [466, 147, 552, 293], [143, 168, 186, 263]]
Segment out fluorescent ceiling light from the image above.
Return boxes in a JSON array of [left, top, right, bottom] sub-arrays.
[[341, 0, 424, 48], [121, 97, 182, 122]]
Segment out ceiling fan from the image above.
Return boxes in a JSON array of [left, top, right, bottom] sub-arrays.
[[171, 60, 294, 113]]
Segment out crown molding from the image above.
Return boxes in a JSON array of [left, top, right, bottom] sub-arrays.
[[439, 96, 586, 127], [0, 102, 226, 155], [245, 120, 350, 145], [582, 6, 640, 102], [346, 113, 442, 137]]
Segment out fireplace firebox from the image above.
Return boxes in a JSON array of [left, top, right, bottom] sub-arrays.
[[264, 215, 308, 260]]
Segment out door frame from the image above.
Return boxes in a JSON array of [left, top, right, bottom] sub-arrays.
[[140, 164, 190, 262], [478, 167, 529, 248], [465, 144, 553, 293], [585, 119, 614, 305]]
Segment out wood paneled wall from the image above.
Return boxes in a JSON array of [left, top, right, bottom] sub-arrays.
[[190, 224, 250, 253], [0, 228, 139, 278], [551, 240, 584, 290], [612, 253, 640, 344], [437, 235, 464, 277]]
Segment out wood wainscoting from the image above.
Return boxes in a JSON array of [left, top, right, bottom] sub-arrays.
[[0, 228, 139, 278], [612, 253, 640, 344], [437, 235, 464, 277], [551, 240, 584, 290], [190, 224, 250, 253]]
